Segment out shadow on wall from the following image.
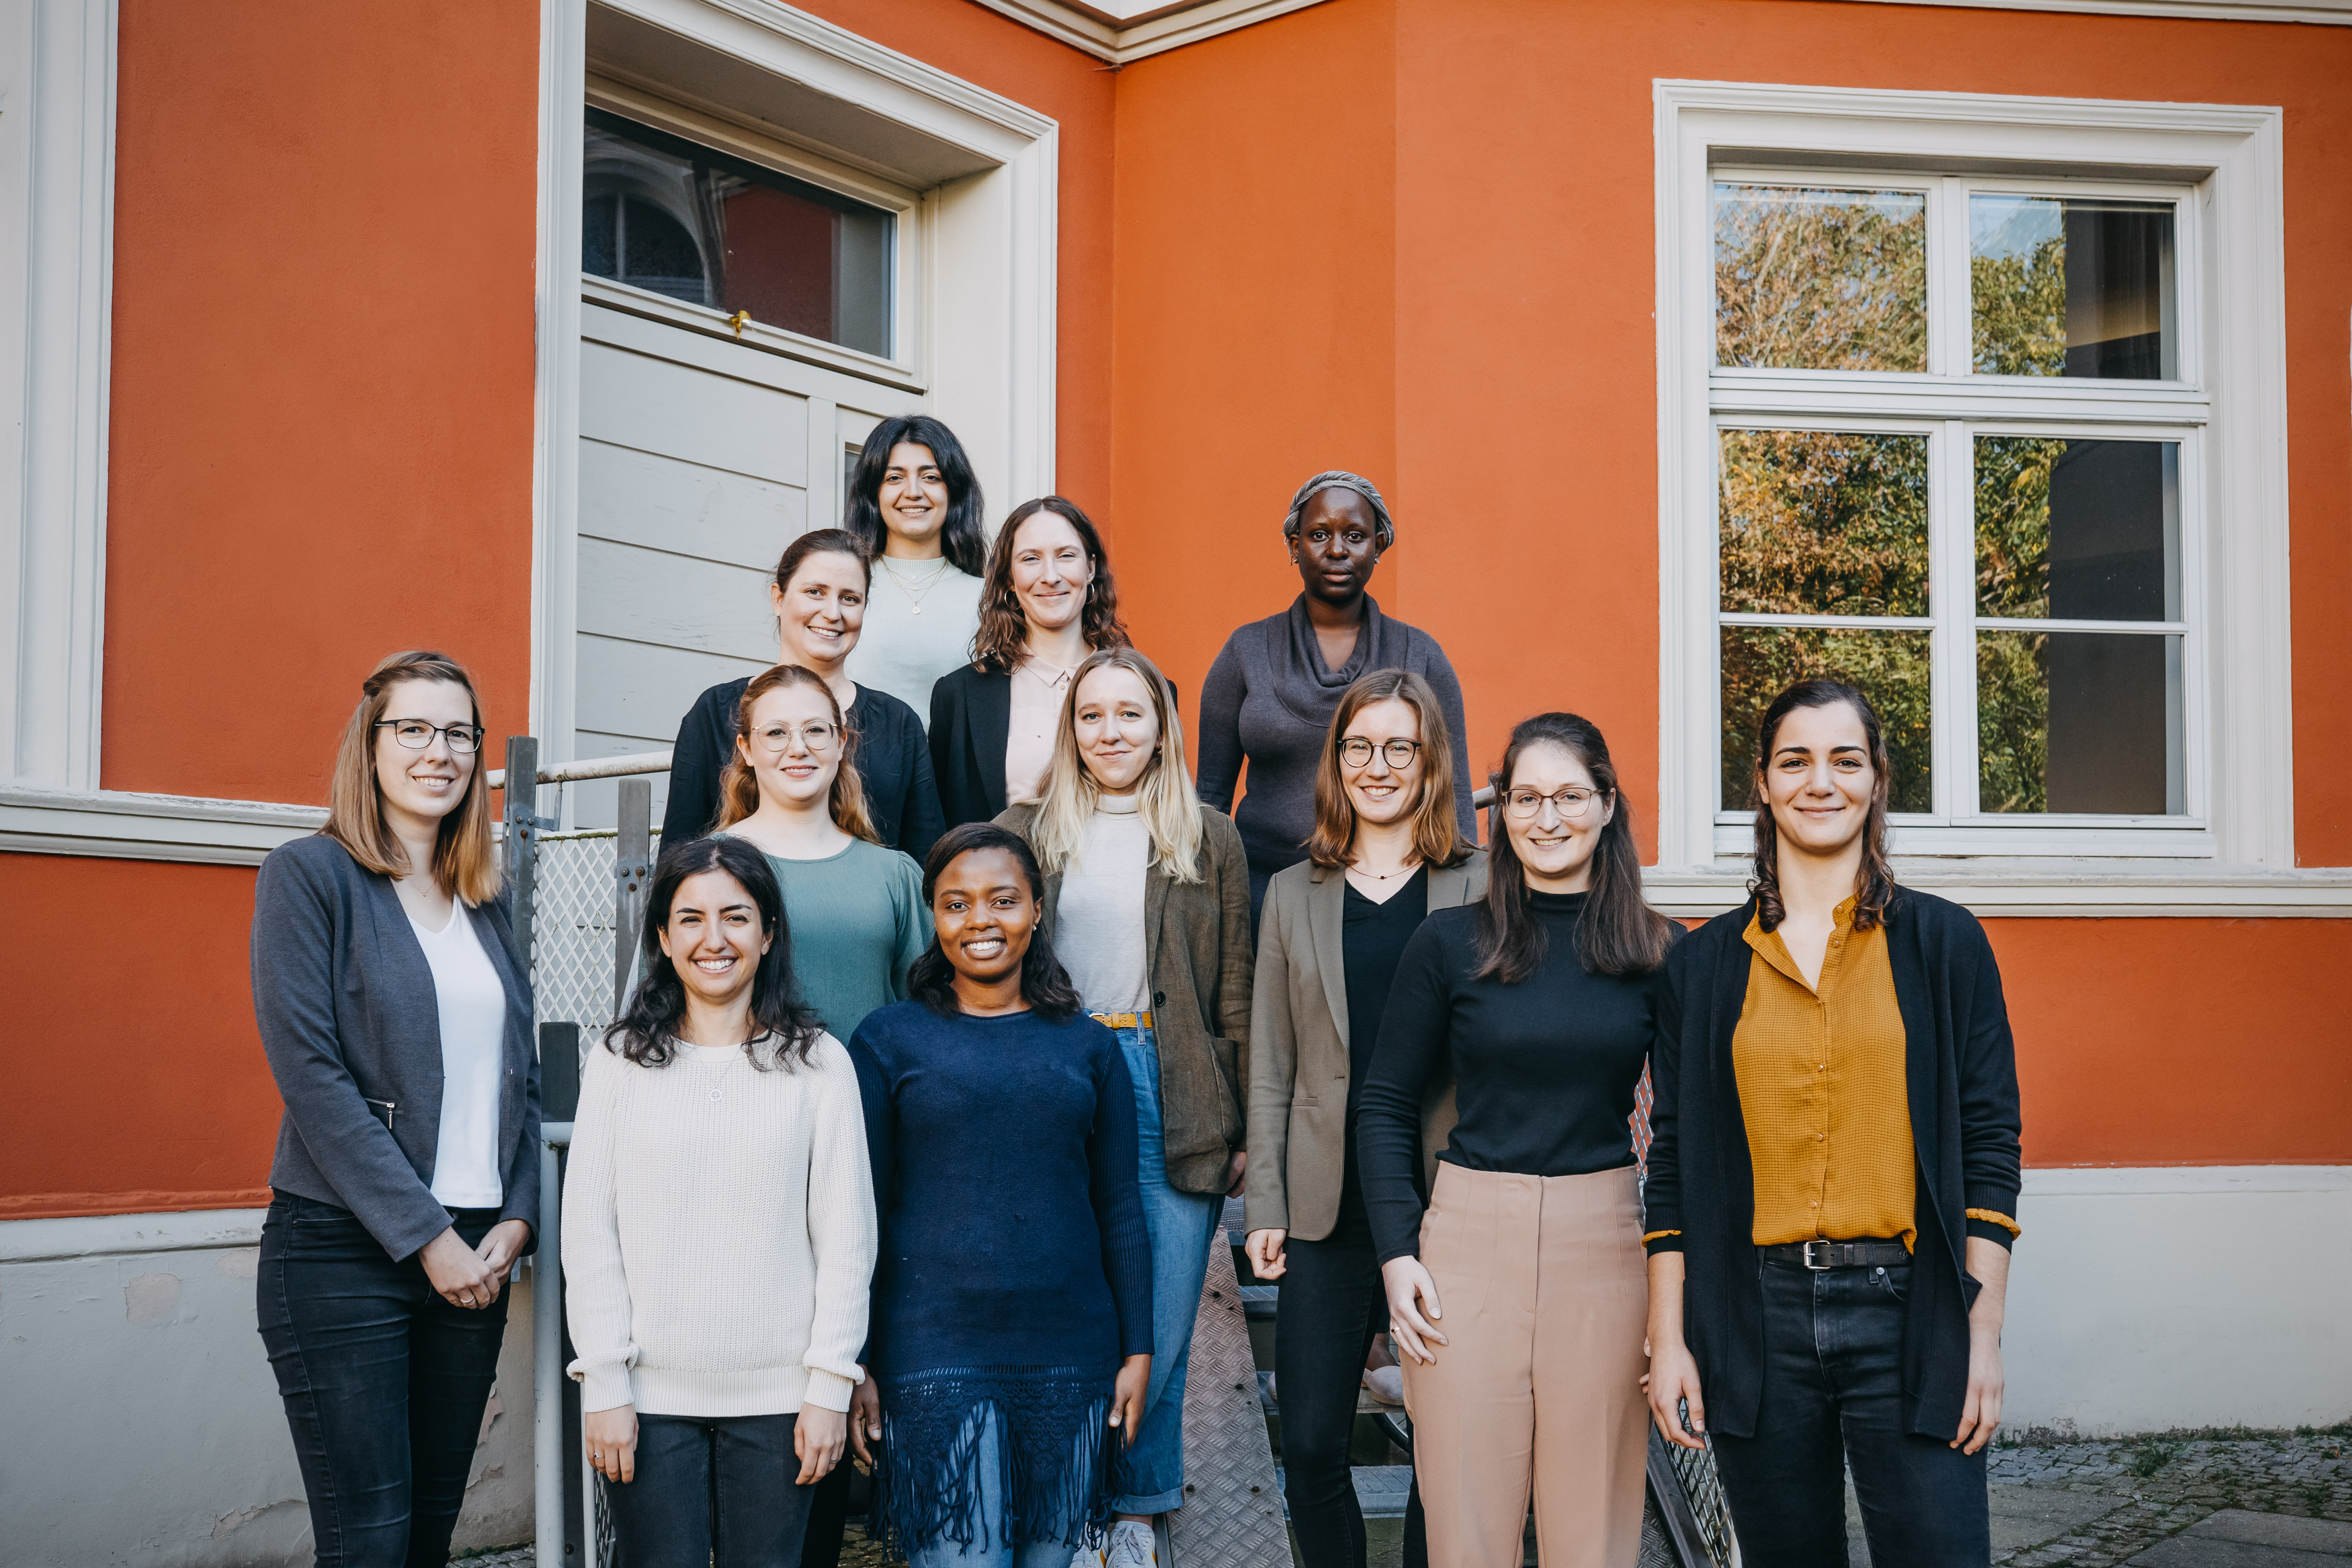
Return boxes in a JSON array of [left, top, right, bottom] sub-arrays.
[[0, 1211, 534, 1568]]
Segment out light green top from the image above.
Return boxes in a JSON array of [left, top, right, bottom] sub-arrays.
[[743, 837, 929, 1042]]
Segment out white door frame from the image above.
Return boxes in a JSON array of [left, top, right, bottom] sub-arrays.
[[531, 0, 1059, 766]]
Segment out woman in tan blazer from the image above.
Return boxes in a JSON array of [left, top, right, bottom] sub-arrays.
[[1243, 670, 1484, 1568], [995, 645, 1252, 1568]]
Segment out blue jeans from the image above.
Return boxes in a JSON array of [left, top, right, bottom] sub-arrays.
[[256, 1193, 511, 1568], [1709, 1259, 1990, 1567], [904, 1406, 1081, 1568], [1107, 1021, 1222, 1515], [604, 1411, 815, 1568]]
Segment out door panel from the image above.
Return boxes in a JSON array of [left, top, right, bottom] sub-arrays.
[[571, 302, 921, 829]]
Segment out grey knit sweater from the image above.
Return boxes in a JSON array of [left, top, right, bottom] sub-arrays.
[[1194, 596, 1476, 894]]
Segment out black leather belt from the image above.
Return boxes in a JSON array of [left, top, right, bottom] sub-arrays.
[[1760, 1239, 1911, 1270]]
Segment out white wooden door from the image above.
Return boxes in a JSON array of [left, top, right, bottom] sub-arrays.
[[571, 300, 919, 827]]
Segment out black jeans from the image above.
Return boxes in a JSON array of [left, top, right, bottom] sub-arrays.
[[256, 1193, 511, 1568], [1710, 1259, 1990, 1568], [798, 1455, 852, 1568], [605, 1412, 815, 1568], [1273, 1203, 1426, 1568]]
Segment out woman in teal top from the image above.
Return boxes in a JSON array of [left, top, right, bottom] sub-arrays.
[[716, 663, 927, 1048]]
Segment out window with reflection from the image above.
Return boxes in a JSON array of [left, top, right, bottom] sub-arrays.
[[1708, 170, 2198, 830], [1971, 198, 2174, 380], [582, 108, 894, 358]]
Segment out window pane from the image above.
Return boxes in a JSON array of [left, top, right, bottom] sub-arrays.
[[1715, 185, 1927, 372], [1979, 631, 2184, 814], [583, 108, 894, 357], [1721, 626, 1932, 813], [1976, 438, 2179, 622], [1971, 196, 2175, 379], [1720, 430, 1930, 617]]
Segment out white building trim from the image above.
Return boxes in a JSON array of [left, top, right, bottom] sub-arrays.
[[0, 784, 325, 866], [530, 0, 1059, 784], [969, 0, 2350, 68], [1653, 81, 2297, 881], [2, 0, 115, 796]]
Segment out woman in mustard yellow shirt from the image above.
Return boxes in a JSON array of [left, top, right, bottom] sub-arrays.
[[1642, 679, 2024, 1568]]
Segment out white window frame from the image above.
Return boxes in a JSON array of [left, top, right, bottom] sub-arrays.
[[1655, 80, 2296, 888], [581, 73, 928, 392]]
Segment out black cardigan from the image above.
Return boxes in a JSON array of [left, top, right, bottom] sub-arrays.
[[1643, 887, 2023, 1443], [928, 662, 1180, 834], [661, 676, 945, 861]]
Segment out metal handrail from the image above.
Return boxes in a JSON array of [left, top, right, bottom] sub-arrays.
[[488, 749, 673, 790]]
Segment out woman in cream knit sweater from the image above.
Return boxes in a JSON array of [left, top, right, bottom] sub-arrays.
[[563, 833, 879, 1568]]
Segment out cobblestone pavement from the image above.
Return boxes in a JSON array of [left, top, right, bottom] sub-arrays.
[[461, 1426, 2351, 1568], [1984, 1425, 2352, 1566]]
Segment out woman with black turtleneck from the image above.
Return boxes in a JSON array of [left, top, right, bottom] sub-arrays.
[[1355, 713, 1678, 1568]]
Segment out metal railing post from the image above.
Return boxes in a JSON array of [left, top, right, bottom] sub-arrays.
[[503, 736, 540, 960], [611, 778, 652, 1020], [533, 1132, 565, 1568]]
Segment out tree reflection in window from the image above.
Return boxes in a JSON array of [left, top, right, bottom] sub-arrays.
[[1715, 185, 1927, 372]]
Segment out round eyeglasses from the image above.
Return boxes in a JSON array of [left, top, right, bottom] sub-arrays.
[[1502, 786, 1606, 821], [751, 721, 840, 754], [375, 719, 484, 754], [1338, 737, 1423, 769]]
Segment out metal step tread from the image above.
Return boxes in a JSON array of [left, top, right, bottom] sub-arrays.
[[1270, 1465, 1415, 1521]]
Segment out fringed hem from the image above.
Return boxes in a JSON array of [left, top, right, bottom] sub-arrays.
[[871, 1364, 1126, 1556]]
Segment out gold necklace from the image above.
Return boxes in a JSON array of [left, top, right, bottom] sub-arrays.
[[1350, 860, 1419, 881], [879, 555, 952, 617]]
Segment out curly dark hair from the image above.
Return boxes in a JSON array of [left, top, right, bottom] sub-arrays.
[[969, 497, 1130, 675], [906, 823, 1083, 1023], [1749, 678, 1897, 933], [602, 835, 827, 1069]]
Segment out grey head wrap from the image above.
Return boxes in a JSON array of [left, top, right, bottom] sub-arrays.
[[1281, 470, 1395, 551]]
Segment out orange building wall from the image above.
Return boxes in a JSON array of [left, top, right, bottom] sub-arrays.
[[1110, 0, 2352, 867], [11, 0, 2348, 1221]]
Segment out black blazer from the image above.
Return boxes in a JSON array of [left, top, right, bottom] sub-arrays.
[[1643, 886, 2023, 1443], [929, 663, 1183, 834], [661, 676, 945, 861], [250, 835, 543, 1262]]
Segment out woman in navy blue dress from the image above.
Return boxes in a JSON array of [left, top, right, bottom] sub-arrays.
[[848, 823, 1154, 1567]]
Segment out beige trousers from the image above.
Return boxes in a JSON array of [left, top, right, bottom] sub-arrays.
[[1401, 1162, 1650, 1568]]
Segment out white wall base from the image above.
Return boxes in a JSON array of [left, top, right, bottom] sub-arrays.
[[0, 1208, 536, 1568], [2004, 1165, 2352, 1435]]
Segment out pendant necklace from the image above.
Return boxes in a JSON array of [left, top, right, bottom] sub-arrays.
[[1350, 860, 1419, 882], [880, 555, 952, 617], [700, 1042, 749, 1102]]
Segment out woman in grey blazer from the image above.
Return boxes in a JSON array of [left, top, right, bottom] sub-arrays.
[[250, 650, 541, 1568], [1243, 670, 1484, 1568]]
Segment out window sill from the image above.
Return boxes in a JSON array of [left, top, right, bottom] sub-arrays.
[[1649, 861, 2352, 919], [581, 275, 925, 393], [0, 785, 326, 867]]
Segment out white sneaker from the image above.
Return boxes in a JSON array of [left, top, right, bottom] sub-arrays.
[[1069, 1543, 1105, 1568], [1105, 1519, 1157, 1568]]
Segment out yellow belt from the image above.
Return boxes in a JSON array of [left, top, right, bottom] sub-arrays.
[[1090, 1010, 1154, 1030]]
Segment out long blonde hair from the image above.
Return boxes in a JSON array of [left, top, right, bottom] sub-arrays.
[[322, 649, 503, 905], [1304, 669, 1473, 871], [715, 664, 880, 843], [1029, 647, 1204, 884]]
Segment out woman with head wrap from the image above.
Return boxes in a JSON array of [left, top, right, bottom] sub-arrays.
[[1195, 472, 1477, 924]]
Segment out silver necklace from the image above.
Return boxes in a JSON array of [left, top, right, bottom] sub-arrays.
[[878, 555, 952, 617], [695, 1041, 753, 1101], [1350, 860, 1419, 882]]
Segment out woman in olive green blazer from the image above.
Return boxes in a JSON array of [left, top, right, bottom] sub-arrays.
[[1242, 669, 1483, 1568]]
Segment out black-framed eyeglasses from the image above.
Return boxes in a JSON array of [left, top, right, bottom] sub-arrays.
[[1502, 786, 1606, 821], [1338, 737, 1422, 769], [375, 719, 485, 754]]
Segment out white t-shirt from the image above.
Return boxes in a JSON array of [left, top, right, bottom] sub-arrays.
[[409, 902, 508, 1208], [1051, 797, 1152, 1015], [843, 560, 985, 726]]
